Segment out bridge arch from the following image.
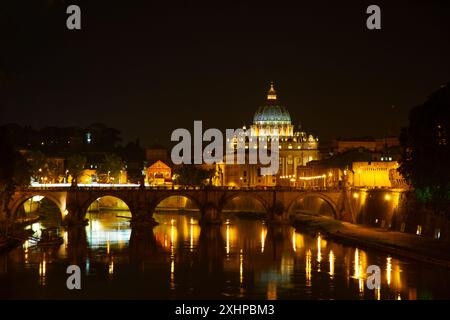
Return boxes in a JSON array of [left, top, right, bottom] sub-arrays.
[[80, 193, 134, 218], [9, 192, 66, 220], [286, 192, 338, 219], [153, 193, 201, 212], [220, 192, 271, 217]]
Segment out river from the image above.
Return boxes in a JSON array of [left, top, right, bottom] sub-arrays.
[[1, 211, 450, 299]]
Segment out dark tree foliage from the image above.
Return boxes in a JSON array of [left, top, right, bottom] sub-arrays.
[[98, 153, 124, 182], [173, 165, 215, 187], [316, 148, 373, 169], [27, 150, 47, 181], [399, 83, 450, 213], [117, 140, 145, 184], [66, 154, 87, 186], [86, 123, 122, 151], [0, 134, 30, 220]]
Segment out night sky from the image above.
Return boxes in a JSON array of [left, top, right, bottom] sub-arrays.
[[1, 0, 450, 146]]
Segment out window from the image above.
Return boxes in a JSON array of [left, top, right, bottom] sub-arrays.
[[287, 156, 293, 165]]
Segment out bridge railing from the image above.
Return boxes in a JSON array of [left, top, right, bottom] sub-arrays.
[[20, 184, 338, 192]]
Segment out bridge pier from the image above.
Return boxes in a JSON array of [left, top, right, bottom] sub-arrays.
[[129, 197, 159, 227], [267, 200, 291, 225], [199, 202, 222, 225], [130, 210, 158, 227], [65, 226, 89, 265], [63, 204, 88, 226]]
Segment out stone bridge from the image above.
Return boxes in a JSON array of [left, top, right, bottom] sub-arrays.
[[6, 186, 356, 226]]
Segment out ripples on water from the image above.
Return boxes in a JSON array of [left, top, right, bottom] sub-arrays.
[[1, 211, 450, 299]]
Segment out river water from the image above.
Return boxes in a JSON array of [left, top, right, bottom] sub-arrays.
[[1, 211, 450, 299]]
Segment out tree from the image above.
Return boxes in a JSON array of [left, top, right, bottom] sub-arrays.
[[85, 123, 122, 151], [0, 135, 30, 222], [399, 83, 450, 214], [117, 140, 145, 183], [66, 154, 87, 186], [99, 153, 124, 183], [316, 147, 373, 169], [28, 150, 47, 182], [173, 165, 215, 187]]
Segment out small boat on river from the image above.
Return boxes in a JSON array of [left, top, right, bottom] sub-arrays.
[[37, 228, 64, 247]]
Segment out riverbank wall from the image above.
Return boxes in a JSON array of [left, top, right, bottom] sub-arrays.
[[349, 188, 450, 240]]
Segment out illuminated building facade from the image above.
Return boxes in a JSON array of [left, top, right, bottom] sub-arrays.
[[146, 160, 172, 185], [220, 83, 320, 187], [352, 161, 407, 188]]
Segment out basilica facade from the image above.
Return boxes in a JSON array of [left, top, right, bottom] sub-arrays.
[[217, 83, 320, 187]]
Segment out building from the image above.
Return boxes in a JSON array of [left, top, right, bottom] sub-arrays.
[[220, 82, 320, 187], [352, 161, 407, 188], [146, 160, 172, 185]]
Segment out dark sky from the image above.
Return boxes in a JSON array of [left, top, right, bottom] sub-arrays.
[[1, 0, 449, 147]]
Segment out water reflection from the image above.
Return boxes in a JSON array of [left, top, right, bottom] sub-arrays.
[[1, 211, 450, 299]]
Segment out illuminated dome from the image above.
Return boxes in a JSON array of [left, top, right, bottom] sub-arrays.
[[253, 105, 291, 124], [250, 82, 294, 137], [253, 83, 292, 125]]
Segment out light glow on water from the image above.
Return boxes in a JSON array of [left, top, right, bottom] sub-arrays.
[[1, 211, 449, 299]]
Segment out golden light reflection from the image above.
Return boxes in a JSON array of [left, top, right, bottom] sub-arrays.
[[108, 259, 114, 275], [239, 249, 244, 285], [306, 249, 312, 287], [329, 250, 335, 278], [394, 264, 403, 292], [170, 258, 175, 290], [354, 249, 360, 279], [39, 253, 47, 286], [170, 223, 176, 289], [226, 224, 230, 255], [317, 234, 322, 264], [39, 260, 46, 277], [190, 223, 194, 252], [267, 281, 277, 300], [293, 232, 304, 252], [292, 231, 296, 252], [386, 256, 392, 286], [359, 278, 364, 294], [376, 288, 381, 300], [353, 248, 366, 294], [260, 225, 267, 253], [170, 225, 177, 248]]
